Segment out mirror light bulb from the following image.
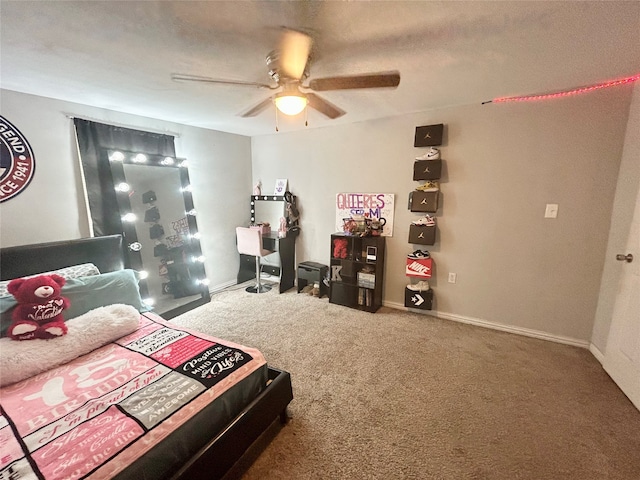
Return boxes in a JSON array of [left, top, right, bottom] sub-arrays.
[[133, 153, 147, 163], [116, 182, 130, 192], [122, 213, 137, 222], [109, 151, 125, 162], [161, 157, 175, 166], [143, 297, 155, 307], [138, 270, 149, 280]]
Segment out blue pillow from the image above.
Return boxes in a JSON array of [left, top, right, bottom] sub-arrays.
[[0, 269, 150, 337]]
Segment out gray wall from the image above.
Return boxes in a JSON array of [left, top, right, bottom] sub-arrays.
[[252, 85, 634, 344], [0, 89, 252, 291], [1, 84, 635, 348]]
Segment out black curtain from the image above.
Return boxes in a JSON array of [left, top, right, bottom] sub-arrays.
[[74, 119, 176, 236]]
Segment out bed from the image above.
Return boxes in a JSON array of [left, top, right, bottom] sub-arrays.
[[0, 235, 293, 480]]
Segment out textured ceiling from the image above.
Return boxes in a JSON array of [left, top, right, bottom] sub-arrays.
[[1, 1, 639, 136]]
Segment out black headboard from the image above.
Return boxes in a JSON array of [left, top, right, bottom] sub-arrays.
[[0, 235, 125, 280]]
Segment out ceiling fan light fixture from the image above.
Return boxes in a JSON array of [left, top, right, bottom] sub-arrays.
[[274, 93, 308, 116]]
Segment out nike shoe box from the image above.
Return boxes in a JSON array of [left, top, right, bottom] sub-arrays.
[[406, 257, 433, 278], [414, 123, 444, 147], [409, 224, 436, 245], [409, 190, 439, 213], [413, 160, 442, 180], [404, 287, 433, 310]]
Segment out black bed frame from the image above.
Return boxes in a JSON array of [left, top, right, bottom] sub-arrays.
[[0, 235, 293, 480]]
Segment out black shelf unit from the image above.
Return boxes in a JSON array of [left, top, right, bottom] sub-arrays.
[[329, 233, 385, 313]]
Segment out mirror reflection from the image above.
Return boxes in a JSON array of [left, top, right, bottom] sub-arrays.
[[251, 195, 286, 229], [249, 195, 287, 270], [107, 149, 209, 318]]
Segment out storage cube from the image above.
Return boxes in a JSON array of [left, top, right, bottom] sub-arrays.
[[408, 224, 436, 245], [404, 287, 433, 310], [409, 190, 439, 213], [413, 160, 442, 180], [357, 272, 376, 289], [406, 257, 433, 278]]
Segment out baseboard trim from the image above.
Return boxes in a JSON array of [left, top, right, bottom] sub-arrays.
[[589, 343, 605, 364], [209, 280, 237, 294], [383, 300, 590, 349]]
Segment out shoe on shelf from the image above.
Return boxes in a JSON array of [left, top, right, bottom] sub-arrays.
[[415, 147, 440, 161], [407, 280, 430, 291], [407, 249, 430, 259], [415, 181, 439, 192], [411, 215, 436, 226]]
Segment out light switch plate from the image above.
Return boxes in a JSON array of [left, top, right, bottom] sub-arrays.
[[544, 204, 559, 218]]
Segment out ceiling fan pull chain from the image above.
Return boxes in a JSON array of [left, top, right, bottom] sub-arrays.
[[305, 104, 308, 127], [275, 106, 279, 132]]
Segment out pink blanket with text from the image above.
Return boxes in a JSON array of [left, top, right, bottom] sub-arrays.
[[0, 312, 266, 479]]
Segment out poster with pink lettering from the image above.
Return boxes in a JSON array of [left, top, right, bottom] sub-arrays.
[[335, 193, 395, 236], [0, 312, 266, 479]]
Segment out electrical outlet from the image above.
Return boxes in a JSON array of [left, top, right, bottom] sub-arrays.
[[544, 203, 559, 218], [448, 272, 457, 284]]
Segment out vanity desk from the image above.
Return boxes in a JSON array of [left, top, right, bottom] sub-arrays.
[[237, 231, 297, 293], [237, 194, 298, 293]]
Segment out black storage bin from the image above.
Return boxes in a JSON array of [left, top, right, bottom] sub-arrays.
[[405, 287, 433, 310], [149, 223, 165, 239], [154, 243, 169, 257], [297, 261, 328, 298], [409, 190, 439, 213], [414, 123, 444, 147], [142, 190, 157, 204], [329, 282, 357, 306], [144, 206, 160, 223], [409, 224, 436, 245], [413, 160, 442, 180]]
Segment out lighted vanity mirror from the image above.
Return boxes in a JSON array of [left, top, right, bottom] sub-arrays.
[[250, 195, 287, 229], [106, 149, 210, 318]]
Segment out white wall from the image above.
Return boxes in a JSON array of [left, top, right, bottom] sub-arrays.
[[252, 86, 633, 344], [592, 82, 640, 353], [0, 89, 252, 291]]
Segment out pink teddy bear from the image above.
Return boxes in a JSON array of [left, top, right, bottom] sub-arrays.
[[7, 274, 70, 340]]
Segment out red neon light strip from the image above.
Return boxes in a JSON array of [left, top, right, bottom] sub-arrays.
[[491, 73, 640, 103]]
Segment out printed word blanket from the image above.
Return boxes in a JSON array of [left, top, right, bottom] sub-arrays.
[[0, 312, 266, 479]]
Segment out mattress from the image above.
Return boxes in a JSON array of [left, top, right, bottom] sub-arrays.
[[0, 312, 268, 480]]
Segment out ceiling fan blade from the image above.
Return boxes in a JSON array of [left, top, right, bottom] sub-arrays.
[[278, 28, 313, 80], [171, 73, 275, 89], [308, 71, 401, 91], [306, 93, 346, 119], [241, 97, 274, 117]]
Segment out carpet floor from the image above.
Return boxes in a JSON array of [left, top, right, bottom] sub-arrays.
[[171, 284, 640, 480]]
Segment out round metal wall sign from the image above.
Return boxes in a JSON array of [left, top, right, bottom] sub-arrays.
[[0, 116, 36, 203]]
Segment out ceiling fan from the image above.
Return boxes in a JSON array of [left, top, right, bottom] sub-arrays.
[[171, 28, 400, 120]]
